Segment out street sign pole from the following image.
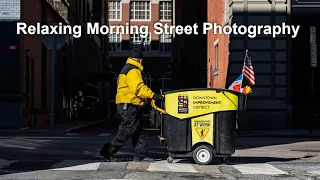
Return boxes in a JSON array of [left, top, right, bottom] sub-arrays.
[[40, 30, 68, 131], [310, 26, 317, 93], [50, 34, 57, 131], [310, 26, 317, 134]]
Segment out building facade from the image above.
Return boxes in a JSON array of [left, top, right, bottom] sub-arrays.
[[171, 0, 207, 90], [107, 0, 173, 98], [0, 0, 109, 129], [207, 0, 230, 89], [208, 0, 320, 130]]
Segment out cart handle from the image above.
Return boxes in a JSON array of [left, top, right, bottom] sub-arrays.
[[151, 99, 166, 114]]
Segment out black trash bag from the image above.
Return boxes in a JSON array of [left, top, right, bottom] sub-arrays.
[[149, 108, 161, 129]]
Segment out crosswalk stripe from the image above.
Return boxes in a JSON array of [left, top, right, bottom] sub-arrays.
[[50, 161, 101, 171], [148, 160, 198, 173], [232, 163, 288, 175], [306, 169, 320, 174]]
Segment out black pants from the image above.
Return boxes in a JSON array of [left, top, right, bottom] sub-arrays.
[[108, 103, 148, 157]]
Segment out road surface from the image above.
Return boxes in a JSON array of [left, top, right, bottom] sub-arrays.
[[1, 123, 320, 179]]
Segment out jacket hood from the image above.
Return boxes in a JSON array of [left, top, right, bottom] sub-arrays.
[[126, 58, 144, 71]]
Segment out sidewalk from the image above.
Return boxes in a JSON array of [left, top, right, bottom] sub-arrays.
[[237, 129, 320, 138], [0, 119, 109, 134]]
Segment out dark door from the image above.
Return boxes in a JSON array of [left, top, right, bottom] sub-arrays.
[[291, 15, 320, 129], [0, 22, 21, 129]]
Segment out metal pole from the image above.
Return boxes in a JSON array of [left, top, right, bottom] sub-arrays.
[[50, 34, 57, 131], [311, 67, 314, 94], [310, 67, 314, 134]]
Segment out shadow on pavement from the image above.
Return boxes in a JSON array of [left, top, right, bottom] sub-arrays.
[[176, 155, 306, 165], [235, 133, 320, 150]]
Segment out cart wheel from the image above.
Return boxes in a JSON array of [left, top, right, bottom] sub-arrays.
[[167, 156, 174, 163], [192, 145, 213, 165]]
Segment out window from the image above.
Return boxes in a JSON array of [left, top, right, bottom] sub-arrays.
[[130, 33, 151, 52], [213, 40, 219, 76], [160, 1, 172, 20], [109, 1, 121, 20], [159, 33, 171, 52], [130, 1, 151, 20], [108, 33, 122, 52]]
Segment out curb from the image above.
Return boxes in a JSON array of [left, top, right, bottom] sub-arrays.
[[237, 134, 320, 138], [0, 119, 111, 135], [0, 130, 62, 134], [62, 119, 110, 134]]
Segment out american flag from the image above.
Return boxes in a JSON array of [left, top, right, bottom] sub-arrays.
[[242, 51, 255, 86]]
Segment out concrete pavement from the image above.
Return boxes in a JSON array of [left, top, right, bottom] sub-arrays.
[[1, 132, 320, 179], [2, 158, 320, 179], [1, 159, 316, 180], [237, 129, 320, 138]]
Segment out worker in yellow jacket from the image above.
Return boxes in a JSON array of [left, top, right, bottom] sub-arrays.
[[100, 48, 163, 162]]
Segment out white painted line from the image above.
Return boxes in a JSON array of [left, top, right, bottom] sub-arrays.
[[0, 142, 36, 150], [66, 133, 79, 136], [98, 133, 112, 136], [51, 162, 101, 171], [232, 163, 288, 175], [306, 169, 320, 174], [148, 160, 198, 173]]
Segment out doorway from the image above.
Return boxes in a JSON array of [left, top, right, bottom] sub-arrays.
[[291, 14, 320, 129]]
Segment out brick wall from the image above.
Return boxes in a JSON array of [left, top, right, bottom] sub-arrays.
[[20, 0, 43, 127], [0, 0, 20, 20], [20, 0, 68, 127], [207, 0, 229, 88]]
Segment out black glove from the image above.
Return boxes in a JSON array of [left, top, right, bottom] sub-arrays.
[[152, 94, 163, 100]]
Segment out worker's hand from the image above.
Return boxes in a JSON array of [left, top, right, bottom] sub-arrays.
[[152, 94, 163, 101]]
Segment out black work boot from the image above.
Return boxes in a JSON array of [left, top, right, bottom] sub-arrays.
[[133, 156, 154, 162], [99, 143, 118, 162]]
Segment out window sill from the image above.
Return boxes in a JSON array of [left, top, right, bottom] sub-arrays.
[[109, 19, 122, 22], [130, 19, 152, 22], [159, 19, 171, 22]]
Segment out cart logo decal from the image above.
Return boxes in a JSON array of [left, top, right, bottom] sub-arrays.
[[196, 128, 209, 140], [178, 95, 189, 114]]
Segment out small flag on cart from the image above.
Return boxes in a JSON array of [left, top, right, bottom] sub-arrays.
[[242, 50, 255, 86], [228, 74, 243, 92]]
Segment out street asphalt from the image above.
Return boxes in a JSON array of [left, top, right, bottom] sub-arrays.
[[1, 121, 320, 179]]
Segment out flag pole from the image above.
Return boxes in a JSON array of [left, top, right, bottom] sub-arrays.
[[242, 49, 248, 75]]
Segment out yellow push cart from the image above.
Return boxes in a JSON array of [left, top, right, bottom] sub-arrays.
[[151, 88, 247, 165]]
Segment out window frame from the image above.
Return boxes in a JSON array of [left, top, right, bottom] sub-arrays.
[[159, 33, 172, 52], [130, 32, 152, 52], [108, 0, 122, 21], [159, 1, 172, 21], [108, 33, 122, 52], [213, 39, 219, 76], [130, 1, 152, 21]]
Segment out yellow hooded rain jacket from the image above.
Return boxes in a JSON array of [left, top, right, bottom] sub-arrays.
[[115, 58, 155, 106]]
